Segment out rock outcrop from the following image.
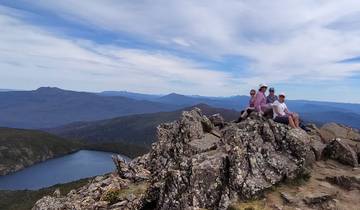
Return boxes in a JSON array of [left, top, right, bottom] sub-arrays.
[[33, 108, 360, 210], [145, 109, 313, 210]]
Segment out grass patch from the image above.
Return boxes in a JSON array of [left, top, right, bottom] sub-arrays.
[[0, 177, 90, 210], [228, 200, 266, 210], [101, 182, 149, 204]]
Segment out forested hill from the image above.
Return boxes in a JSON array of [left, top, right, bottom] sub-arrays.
[[47, 104, 240, 147], [0, 127, 81, 176]]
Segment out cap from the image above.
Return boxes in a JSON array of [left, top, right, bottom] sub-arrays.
[[279, 92, 286, 97], [269, 87, 275, 92]]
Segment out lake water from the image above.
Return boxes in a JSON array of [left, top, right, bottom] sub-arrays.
[[0, 150, 128, 190]]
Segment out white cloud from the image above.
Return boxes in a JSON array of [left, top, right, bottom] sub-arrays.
[[0, 6, 233, 95], [1, 1, 360, 101], [29, 0, 360, 82]]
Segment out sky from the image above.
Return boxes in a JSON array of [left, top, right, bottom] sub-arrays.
[[1, 1, 360, 103]]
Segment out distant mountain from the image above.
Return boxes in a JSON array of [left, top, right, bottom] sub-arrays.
[[152, 93, 249, 110], [0, 89, 16, 92], [98, 91, 249, 110], [0, 87, 179, 128], [98, 91, 162, 101], [0, 127, 81, 176], [2, 87, 359, 129], [146, 93, 360, 128], [47, 104, 240, 148], [301, 111, 360, 129]]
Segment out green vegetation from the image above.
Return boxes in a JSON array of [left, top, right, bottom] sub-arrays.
[[228, 200, 266, 210], [101, 182, 149, 204], [0, 177, 90, 210], [50, 104, 240, 148], [0, 127, 83, 175]]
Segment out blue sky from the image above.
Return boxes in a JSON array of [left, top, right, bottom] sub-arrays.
[[1, 1, 360, 103]]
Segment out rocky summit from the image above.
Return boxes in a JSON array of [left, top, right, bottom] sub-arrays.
[[33, 108, 360, 210]]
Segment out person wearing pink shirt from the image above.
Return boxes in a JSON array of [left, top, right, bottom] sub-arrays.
[[254, 83, 272, 114]]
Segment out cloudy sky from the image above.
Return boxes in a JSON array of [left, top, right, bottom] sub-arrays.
[[1, 1, 360, 103]]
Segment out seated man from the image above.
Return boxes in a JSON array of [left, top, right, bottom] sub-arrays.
[[266, 87, 278, 104], [272, 93, 300, 128], [254, 83, 272, 115]]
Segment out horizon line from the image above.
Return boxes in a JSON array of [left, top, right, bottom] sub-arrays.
[[1, 86, 359, 105]]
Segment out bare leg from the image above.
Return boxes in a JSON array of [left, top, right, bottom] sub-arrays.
[[288, 116, 296, 128], [294, 115, 300, 128], [290, 113, 300, 128], [241, 108, 249, 118]]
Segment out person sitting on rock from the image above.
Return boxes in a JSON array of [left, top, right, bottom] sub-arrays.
[[272, 92, 300, 128], [254, 83, 272, 115], [239, 89, 257, 119], [266, 87, 278, 104]]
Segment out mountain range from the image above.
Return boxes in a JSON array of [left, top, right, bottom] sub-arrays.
[[0, 87, 178, 128], [0, 87, 359, 129], [47, 104, 240, 148], [99, 90, 360, 128]]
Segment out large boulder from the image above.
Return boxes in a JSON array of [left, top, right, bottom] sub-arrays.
[[324, 138, 359, 167], [320, 123, 360, 142], [145, 109, 313, 210]]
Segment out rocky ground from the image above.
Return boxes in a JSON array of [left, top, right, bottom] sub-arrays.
[[33, 108, 360, 210]]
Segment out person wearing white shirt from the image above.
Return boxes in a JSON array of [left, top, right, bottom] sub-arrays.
[[272, 93, 300, 128]]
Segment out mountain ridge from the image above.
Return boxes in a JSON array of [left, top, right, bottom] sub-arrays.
[[0, 87, 179, 128], [46, 104, 240, 147], [1, 87, 360, 129]]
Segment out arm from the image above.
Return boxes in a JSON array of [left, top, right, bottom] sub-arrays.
[[284, 104, 295, 116], [273, 104, 282, 116], [284, 108, 291, 115], [249, 97, 256, 107]]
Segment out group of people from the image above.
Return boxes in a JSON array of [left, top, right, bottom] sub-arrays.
[[241, 83, 301, 129]]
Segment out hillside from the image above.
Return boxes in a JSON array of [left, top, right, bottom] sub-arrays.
[[0, 127, 82, 176], [0, 177, 90, 210], [47, 104, 240, 147], [0, 87, 178, 128]]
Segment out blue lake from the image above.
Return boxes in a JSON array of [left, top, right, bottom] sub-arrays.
[[0, 150, 127, 190]]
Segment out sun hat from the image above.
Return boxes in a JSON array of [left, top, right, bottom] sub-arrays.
[[259, 83, 268, 88]]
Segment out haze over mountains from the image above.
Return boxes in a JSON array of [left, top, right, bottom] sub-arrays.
[[47, 104, 240, 148], [99, 90, 360, 128], [0, 87, 359, 130], [0, 87, 178, 128]]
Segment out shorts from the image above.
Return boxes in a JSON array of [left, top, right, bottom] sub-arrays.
[[274, 116, 289, 124]]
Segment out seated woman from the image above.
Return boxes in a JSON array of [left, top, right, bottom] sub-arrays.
[[254, 84, 273, 117], [239, 89, 256, 119], [272, 93, 300, 128]]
